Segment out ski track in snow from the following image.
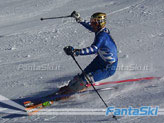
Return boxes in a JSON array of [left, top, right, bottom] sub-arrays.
[[0, 0, 164, 122]]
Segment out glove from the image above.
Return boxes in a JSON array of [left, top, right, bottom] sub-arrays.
[[64, 46, 74, 56], [71, 11, 82, 22], [64, 46, 80, 56]]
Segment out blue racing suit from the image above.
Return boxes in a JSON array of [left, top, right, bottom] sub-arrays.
[[77, 20, 118, 83]]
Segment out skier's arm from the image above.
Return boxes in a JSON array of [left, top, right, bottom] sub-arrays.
[[77, 45, 98, 55], [75, 35, 104, 56], [79, 20, 94, 32], [71, 11, 94, 32]]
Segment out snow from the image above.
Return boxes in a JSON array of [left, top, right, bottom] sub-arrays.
[[0, 0, 164, 122]]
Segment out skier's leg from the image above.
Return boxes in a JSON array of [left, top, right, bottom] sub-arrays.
[[90, 61, 118, 82], [81, 58, 118, 82], [56, 58, 117, 101], [55, 75, 88, 101], [68, 75, 89, 92]]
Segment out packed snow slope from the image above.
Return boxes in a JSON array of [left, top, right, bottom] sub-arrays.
[[0, 0, 164, 122]]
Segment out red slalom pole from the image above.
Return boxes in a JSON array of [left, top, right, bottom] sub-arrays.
[[87, 77, 161, 87]]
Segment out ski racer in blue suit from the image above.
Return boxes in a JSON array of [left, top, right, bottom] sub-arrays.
[[56, 11, 118, 100]]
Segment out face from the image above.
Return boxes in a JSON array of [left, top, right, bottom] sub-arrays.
[[90, 18, 100, 32]]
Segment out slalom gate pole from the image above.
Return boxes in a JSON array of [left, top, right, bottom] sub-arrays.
[[71, 55, 117, 120], [40, 15, 72, 21]]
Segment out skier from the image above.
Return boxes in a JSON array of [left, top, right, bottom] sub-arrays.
[[55, 11, 118, 100]]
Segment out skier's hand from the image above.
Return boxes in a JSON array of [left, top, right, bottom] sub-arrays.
[[71, 11, 82, 22], [64, 46, 74, 56], [64, 46, 80, 56]]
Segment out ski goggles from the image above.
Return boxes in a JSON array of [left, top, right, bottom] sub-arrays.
[[90, 18, 106, 28]]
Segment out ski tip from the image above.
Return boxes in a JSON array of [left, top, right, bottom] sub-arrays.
[[24, 101, 34, 107], [25, 101, 54, 116], [24, 101, 31, 105]]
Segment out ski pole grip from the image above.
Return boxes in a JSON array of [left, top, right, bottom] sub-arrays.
[[63, 46, 74, 56]]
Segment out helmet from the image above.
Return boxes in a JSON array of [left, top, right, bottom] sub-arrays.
[[90, 12, 107, 31]]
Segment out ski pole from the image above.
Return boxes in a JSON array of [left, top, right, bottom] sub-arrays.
[[70, 54, 117, 120], [40, 15, 72, 21]]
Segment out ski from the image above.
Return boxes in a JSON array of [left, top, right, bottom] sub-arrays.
[[25, 87, 114, 115], [25, 101, 54, 115], [24, 76, 160, 108], [24, 87, 114, 108], [24, 76, 160, 115]]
